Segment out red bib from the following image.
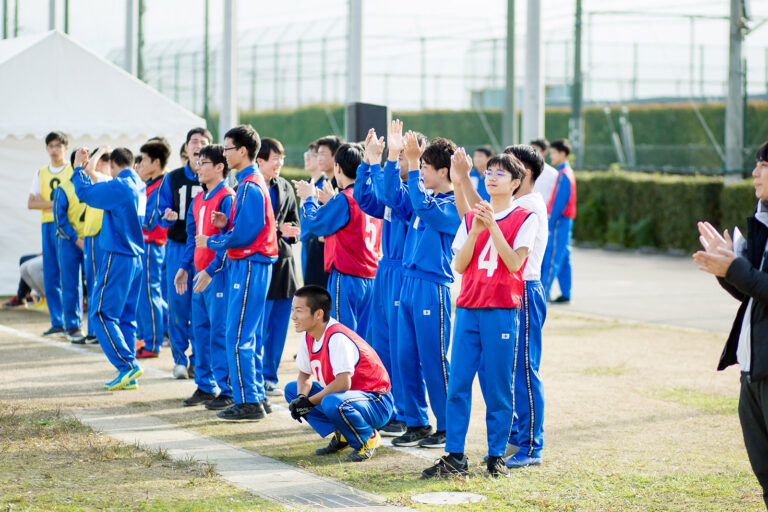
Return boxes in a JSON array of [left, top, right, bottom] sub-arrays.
[[227, 172, 278, 260], [143, 178, 168, 245], [456, 207, 532, 309], [305, 322, 391, 393], [192, 185, 235, 271], [547, 164, 577, 218], [323, 188, 382, 278]]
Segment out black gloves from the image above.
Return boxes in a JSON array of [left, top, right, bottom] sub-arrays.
[[289, 394, 315, 422]]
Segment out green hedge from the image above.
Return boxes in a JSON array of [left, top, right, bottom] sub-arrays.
[[573, 170, 756, 252]]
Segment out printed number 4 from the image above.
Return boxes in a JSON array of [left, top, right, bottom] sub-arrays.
[[478, 238, 498, 277], [364, 216, 377, 252]]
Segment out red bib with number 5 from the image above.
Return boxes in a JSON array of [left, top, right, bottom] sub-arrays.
[[323, 188, 382, 278], [456, 207, 532, 309]]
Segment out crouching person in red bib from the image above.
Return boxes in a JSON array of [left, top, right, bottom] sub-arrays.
[[285, 285, 394, 462]]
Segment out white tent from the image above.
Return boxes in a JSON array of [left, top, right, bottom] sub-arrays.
[[0, 30, 205, 294]]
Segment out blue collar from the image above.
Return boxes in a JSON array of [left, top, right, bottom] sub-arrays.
[[118, 168, 135, 179], [556, 162, 569, 171], [184, 162, 197, 181], [204, 180, 226, 200], [235, 164, 259, 184]]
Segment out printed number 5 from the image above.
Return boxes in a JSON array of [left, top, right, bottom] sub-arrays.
[[364, 216, 377, 252], [477, 238, 498, 277]]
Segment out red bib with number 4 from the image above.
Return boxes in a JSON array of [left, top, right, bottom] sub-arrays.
[[456, 207, 532, 309], [323, 188, 382, 278]]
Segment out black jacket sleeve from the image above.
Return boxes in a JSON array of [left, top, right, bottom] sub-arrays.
[[724, 257, 768, 307]]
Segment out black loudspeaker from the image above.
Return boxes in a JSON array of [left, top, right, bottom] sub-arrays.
[[345, 102, 390, 144]]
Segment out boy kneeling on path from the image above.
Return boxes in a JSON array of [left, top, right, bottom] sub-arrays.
[[284, 285, 393, 462]]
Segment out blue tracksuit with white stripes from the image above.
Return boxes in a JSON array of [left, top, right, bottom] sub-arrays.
[[541, 165, 574, 299], [183, 181, 233, 397], [354, 160, 409, 424], [83, 234, 103, 337], [300, 188, 374, 337], [52, 187, 83, 330], [208, 165, 276, 405], [382, 164, 459, 431], [72, 167, 145, 374], [137, 176, 167, 353]]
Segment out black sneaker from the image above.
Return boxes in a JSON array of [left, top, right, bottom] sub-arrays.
[[216, 403, 264, 421], [205, 395, 234, 410], [260, 398, 272, 414], [551, 295, 570, 304], [418, 430, 446, 448], [42, 326, 65, 336], [182, 389, 217, 407], [187, 365, 195, 379], [380, 419, 407, 437], [391, 425, 432, 447], [487, 455, 509, 477], [84, 335, 98, 344], [66, 328, 85, 343], [315, 431, 349, 455], [421, 454, 469, 479]]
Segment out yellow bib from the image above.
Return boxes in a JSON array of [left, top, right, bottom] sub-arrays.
[[39, 164, 74, 223], [82, 206, 103, 237], [57, 180, 87, 239]]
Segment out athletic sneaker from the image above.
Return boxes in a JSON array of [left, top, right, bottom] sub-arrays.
[[29, 297, 48, 312], [83, 335, 99, 344], [505, 452, 542, 468], [104, 366, 144, 391], [183, 389, 216, 407], [66, 328, 85, 343], [42, 325, 65, 336], [260, 398, 272, 414], [135, 348, 159, 358], [205, 395, 234, 411], [391, 425, 432, 447], [421, 454, 469, 479], [379, 419, 406, 437], [487, 456, 509, 477], [315, 431, 348, 455], [418, 430, 446, 448], [264, 381, 283, 397], [173, 364, 189, 379], [122, 380, 138, 390], [345, 431, 381, 462], [551, 295, 570, 304], [216, 403, 264, 421], [3, 296, 24, 308]]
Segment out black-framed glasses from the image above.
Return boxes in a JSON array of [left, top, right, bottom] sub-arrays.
[[223, 146, 238, 152], [196, 160, 213, 167]]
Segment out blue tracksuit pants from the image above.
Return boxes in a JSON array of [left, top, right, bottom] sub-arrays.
[[262, 297, 292, 384], [284, 381, 394, 449], [227, 258, 271, 405], [137, 242, 166, 352], [396, 275, 451, 431], [161, 257, 169, 336], [328, 270, 374, 338], [541, 217, 573, 299], [83, 236, 103, 337], [191, 268, 231, 397], [508, 280, 546, 458], [367, 259, 407, 423], [42, 222, 64, 328], [447, 307, 519, 457], [57, 236, 83, 330], [93, 251, 142, 373], [166, 240, 194, 366]]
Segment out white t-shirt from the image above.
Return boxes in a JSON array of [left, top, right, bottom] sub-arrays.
[[452, 206, 538, 274], [29, 164, 66, 195], [533, 164, 558, 206], [296, 318, 361, 381], [511, 192, 549, 280]]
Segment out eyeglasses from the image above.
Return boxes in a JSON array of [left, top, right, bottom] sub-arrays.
[[484, 168, 510, 179], [223, 146, 238, 152], [196, 160, 212, 167]]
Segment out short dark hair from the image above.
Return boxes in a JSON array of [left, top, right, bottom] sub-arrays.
[[315, 135, 345, 156], [199, 144, 230, 178], [140, 140, 171, 168], [69, 149, 78, 166], [90, 147, 110, 162], [529, 138, 550, 152], [179, 143, 188, 159], [503, 144, 545, 182], [257, 137, 285, 161], [334, 143, 363, 180], [45, 131, 68, 147], [186, 127, 213, 144], [487, 153, 526, 184], [110, 147, 134, 169], [422, 137, 457, 180], [474, 145, 493, 157], [224, 124, 261, 160], [550, 139, 572, 156], [757, 141, 768, 163], [134, 154, 143, 165], [307, 142, 318, 152], [148, 136, 172, 152], [294, 285, 332, 322]]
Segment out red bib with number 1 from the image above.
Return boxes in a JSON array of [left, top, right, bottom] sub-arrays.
[[456, 207, 532, 309]]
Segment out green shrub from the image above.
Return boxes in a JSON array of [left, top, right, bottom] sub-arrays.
[[720, 180, 757, 236]]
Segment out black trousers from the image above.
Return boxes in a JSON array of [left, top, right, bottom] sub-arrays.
[[739, 372, 768, 509]]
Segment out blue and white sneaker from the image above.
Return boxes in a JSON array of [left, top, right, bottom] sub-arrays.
[[123, 380, 138, 390], [505, 451, 542, 468], [104, 366, 144, 391]]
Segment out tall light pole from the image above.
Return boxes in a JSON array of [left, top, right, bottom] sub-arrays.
[[48, 0, 55, 30], [346, 0, 363, 104], [124, 0, 137, 75], [502, 0, 517, 147], [522, 0, 544, 144], [569, 0, 584, 169], [724, 0, 745, 183], [220, 0, 238, 138]]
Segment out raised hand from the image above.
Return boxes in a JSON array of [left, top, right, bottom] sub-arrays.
[[387, 119, 405, 161], [211, 210, 228, 229], [473, 201, 496, 230], [317, 179, 336, 204], [403, 130, 426, 170], [450, 147, 473, 182], [73, 147, 89, 169], [293, 179, 316, 201], [697, 221, 733, 254], [365, 128, 385, 165]]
